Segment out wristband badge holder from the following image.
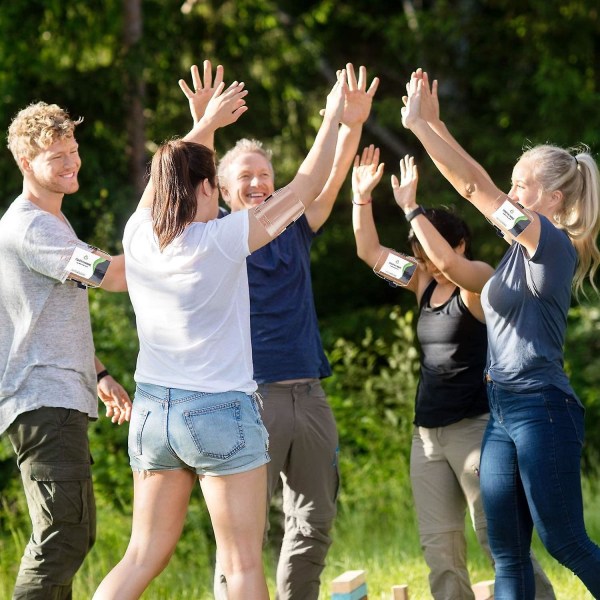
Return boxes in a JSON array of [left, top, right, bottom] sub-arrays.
[[488, 198, 533, 244], [66, 244, 112, 289], [373, 249, 418, 288]]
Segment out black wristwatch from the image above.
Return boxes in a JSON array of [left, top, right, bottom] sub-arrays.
[[405, 206, 426, 223]]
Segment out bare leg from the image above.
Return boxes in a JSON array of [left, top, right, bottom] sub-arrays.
[[201, 465, 269, 600], [93, 469, 196, 600]]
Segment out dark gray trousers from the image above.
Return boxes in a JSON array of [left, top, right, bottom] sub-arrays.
[[215, 379, 339, 600]]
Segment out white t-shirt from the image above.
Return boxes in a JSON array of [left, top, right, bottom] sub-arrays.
[[0, 197, 97, 434], [123, 208, 256, 393]]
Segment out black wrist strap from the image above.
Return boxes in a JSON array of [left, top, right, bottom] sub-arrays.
[[405, 205, 426, 222], [96, 369, 110, 383]]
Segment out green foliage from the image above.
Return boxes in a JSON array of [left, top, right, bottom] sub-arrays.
[[324, 307, 420, 516], [2, 1, 600, 596]]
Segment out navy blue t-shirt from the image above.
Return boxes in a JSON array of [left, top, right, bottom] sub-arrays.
[[247, 215, 331, 384], [481, 215, 577, 395]]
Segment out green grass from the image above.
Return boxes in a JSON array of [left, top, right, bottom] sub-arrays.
[[1, 478, 599, 599]]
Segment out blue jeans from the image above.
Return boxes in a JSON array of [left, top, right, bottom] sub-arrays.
[[481, 381, 600, 599]]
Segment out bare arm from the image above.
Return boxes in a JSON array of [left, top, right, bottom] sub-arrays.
[[402, 73, 541, 256], [351, 145, 422, 295], [100, 254, 127, 291], [247, 70, 347, 252], [137, 66, 248, 210], [306, 63, 380, 232], [392, 155, 494, 294]]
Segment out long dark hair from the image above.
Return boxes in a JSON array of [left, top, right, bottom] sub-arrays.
[[150, 140, 217, 251], [408, 207, 473, 259]]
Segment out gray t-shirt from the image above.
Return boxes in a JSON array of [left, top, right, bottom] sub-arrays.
[[481, 215, 577, 396], [0, 196, 97, 434]]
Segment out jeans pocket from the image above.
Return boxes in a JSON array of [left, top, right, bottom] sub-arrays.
[[184, 400, 245, 459], [128, 405, 149, 458]]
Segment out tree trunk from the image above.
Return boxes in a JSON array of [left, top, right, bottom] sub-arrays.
[[123, 0, 146, 196]]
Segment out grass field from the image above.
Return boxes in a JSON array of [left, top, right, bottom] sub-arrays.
[[1, 477, 599, 599]]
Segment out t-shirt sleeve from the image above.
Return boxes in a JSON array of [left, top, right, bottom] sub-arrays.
[[19, 213, 82, 282], [209, 210, 250, 261], [527, 215, 576, 297]]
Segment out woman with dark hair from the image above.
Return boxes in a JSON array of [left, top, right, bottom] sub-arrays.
[[351, 146, 555, 599], [402, 68, 600, 598], [93, 67, 347, 600]]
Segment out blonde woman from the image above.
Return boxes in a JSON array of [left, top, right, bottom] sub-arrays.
[[402, 69, 600, 599]]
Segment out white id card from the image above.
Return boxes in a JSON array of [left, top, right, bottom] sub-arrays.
[[66, 245, 111, 288], [491, 199, 531, 238], [373, 250, 417, 287]]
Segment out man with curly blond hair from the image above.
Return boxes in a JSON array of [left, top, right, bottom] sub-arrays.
[[1, 101, 131, 599]]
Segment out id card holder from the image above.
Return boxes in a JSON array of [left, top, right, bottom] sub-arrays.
[[65, 244, 111, 289], [373, 249, 417, 288], [490, 199, 532, 244]]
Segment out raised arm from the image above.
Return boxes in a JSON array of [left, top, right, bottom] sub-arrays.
[[351, 145, 421, 295], [402, 72, 541, 257], [179, 61, 225, 125], [306, 63, 380, 232], [246, 70, 347, 252], [392, 155, 493, 294], [138, 64, 248, 209], [408, 69, 490, 181]]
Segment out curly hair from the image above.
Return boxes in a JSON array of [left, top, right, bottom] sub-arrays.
[[7, 101, 82, 171]]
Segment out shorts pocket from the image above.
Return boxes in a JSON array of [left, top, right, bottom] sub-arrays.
[[184, 400, 245, 459], [128, 405, 150, 458]]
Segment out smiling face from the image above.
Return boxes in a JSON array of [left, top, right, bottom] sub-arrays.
[[220, 151, 275, 212], [508, 158, 555, 217], [25, 134, 81, 196]]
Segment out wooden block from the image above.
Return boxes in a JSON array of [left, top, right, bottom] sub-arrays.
[[331, 570, 366, 593], [331, 583, 367, 600], [331, 570, 367, 600], [391, 584, 409, 600], [472, 579, 494, 600]]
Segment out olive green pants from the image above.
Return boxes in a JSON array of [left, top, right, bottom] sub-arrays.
[[7, 407, 96, 600]]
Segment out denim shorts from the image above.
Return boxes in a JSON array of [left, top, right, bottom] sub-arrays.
[[128, 382, 270, 476]]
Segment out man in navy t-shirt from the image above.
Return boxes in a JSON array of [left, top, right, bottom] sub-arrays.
[[215, 64, 378, 599]]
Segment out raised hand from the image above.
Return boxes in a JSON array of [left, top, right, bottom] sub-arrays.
[[179, 60, 225, 124], [403, 68, 440, 124], [352, 145, 385, 201], [391, 154, 419, 211], [323, 69, 348, 124], [341, 63, 379, 127], [401, 72, 423, 129], [201, 80, 249, 130]]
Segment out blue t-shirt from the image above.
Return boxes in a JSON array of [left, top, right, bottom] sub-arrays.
[[247, 215, 331, 384], [481, 215, 577, 395]]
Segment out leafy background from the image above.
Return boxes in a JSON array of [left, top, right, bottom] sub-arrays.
[[1, 1, 600, 597]]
